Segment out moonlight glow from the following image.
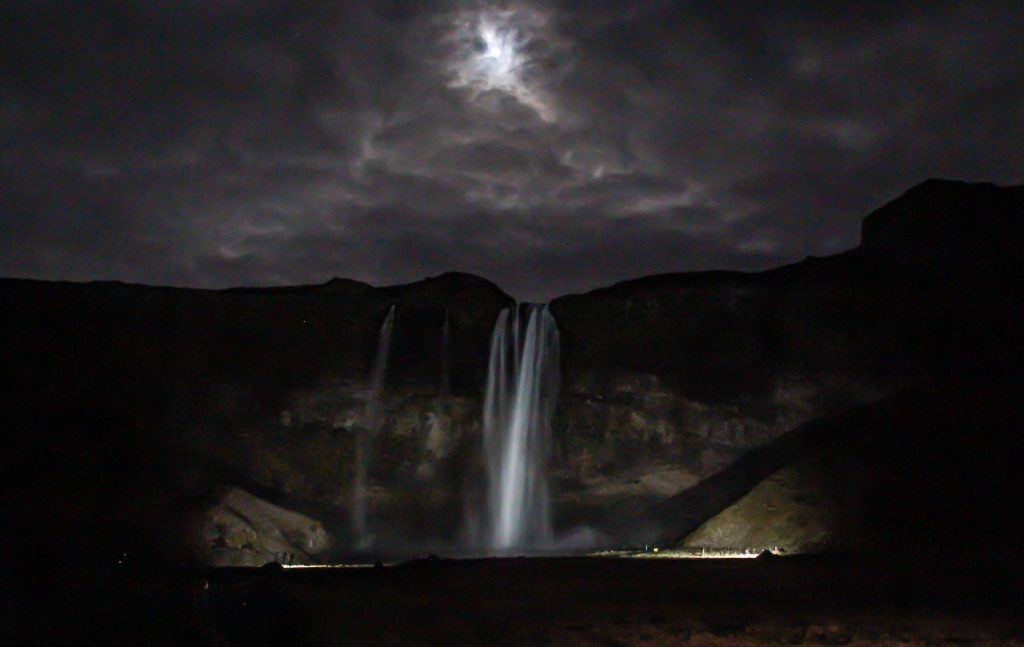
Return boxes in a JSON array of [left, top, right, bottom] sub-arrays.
[[4, 2, 1021, 302], [447, 7, 559, 123], [476, 16, 519, 86]]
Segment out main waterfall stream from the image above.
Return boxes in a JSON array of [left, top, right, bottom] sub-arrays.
[[482, 304, 560, 553]]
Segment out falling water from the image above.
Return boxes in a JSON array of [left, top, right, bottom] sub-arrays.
[[482, 304, 560, 553], [351, 304, 395, 549]]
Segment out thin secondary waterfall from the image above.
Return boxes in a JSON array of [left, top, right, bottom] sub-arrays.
[[351, 304, 395, 549], [482, 303, 560, 553]]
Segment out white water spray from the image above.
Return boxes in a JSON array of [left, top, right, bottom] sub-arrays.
[[482, 304, 560, 552], [351, 304, 395, 549]]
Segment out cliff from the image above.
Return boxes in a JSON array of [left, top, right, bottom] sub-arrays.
[[2, 179, 1021, 566]]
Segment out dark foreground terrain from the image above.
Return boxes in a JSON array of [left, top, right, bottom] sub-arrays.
[[199, 557, 1022, 646], [7, 553, 1023, 645], [22, 555, 1014, 646]]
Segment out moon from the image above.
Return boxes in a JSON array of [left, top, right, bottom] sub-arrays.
[[447, 7, 558, 123], [475, 15, 519, 88]]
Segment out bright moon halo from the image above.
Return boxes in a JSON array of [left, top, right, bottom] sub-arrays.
[[475, 16, 519, 87], [448, 8, 557, 123]]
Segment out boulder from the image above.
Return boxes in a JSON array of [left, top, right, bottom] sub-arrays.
[[200, 487, 330, 567]]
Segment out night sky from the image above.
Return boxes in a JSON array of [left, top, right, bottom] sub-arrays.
[[2, 1, 1022, 300]]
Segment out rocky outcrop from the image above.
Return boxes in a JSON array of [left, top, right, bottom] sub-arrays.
[[200, 487, 330, 566]]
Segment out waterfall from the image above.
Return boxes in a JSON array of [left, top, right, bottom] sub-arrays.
[[351, 304, 395, 549], [482, 303, 560, 553]]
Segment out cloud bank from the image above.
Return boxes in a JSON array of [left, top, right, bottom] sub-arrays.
[[2, 1, 1022, 299]]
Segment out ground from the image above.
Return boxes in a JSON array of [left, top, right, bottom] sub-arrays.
[[195, 556, 1022, 646]]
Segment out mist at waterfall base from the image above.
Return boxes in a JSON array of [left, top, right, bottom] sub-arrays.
[[348, 303, 605, 559]]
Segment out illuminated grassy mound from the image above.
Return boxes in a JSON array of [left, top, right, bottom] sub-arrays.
[[681, 457, 848, 555]]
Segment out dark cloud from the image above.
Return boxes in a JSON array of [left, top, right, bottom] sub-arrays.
[[1, 0, 1022, 300]]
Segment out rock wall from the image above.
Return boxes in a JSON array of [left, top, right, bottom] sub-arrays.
[[3, 179, 1022, 564]]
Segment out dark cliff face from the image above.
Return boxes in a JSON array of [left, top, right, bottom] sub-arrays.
[[547, 179, 1023, 547], [2, 179, 1022, 565], [1, 271, 510, 565], [552, 179, 1023, 398], [546, 179, 1023, 555], [859, 179, 1024, 265], [2, 271, 509, 419]]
